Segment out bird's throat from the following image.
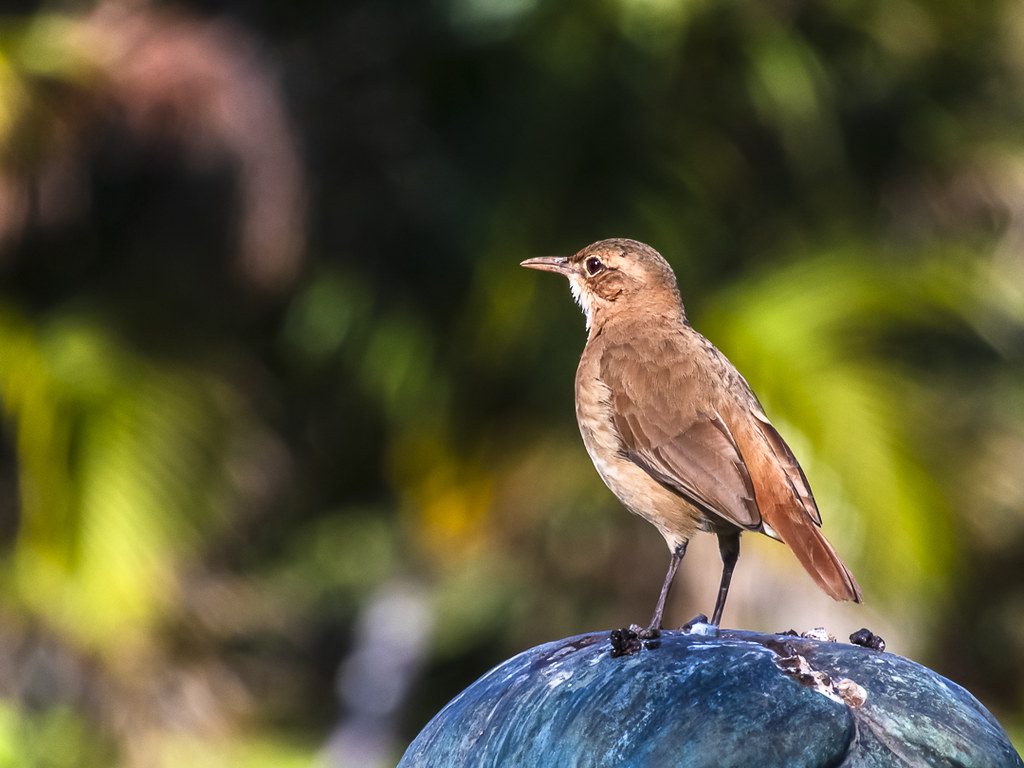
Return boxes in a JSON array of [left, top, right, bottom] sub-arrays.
[[569, 275, 594, 330]]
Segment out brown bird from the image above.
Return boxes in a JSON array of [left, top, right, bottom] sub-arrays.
[[521, 238, 861, 632]]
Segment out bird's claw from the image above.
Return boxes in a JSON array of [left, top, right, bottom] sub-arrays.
[[610, 624, 664, 657], [636, 623, 660, 640]]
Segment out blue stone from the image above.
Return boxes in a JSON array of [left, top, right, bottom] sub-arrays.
[[399, 628, 1023, 767]]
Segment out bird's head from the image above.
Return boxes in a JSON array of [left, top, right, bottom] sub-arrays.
[[521, 238, 682, 330]]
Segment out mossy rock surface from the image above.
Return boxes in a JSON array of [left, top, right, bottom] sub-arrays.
[[400, 626, 1023, 767]]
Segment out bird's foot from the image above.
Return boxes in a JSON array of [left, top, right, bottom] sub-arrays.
[[609, 626, 641, 657], [849, 627, 886, 652], [610, 624, 663, 657], [680, 614, 718, 636], [635, 623, 660, 640]]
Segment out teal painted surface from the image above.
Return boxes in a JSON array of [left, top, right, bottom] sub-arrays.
[[400, 628, 1023, 768]]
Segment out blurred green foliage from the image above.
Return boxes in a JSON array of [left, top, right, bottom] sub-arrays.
[[1, 0, 1023, 764]]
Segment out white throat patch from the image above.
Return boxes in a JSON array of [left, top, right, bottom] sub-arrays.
[[568, 275, 593, 330]]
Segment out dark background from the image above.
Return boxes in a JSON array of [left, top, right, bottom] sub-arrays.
[[0, 0, 1022, 764]]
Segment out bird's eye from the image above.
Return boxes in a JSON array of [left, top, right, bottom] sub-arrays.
[[585, 257, 605, 276]]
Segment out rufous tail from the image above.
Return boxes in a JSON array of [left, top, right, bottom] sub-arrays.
[[768, 506, 862, 602]]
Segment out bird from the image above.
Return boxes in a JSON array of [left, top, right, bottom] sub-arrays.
[[521, 238, 861, 633]]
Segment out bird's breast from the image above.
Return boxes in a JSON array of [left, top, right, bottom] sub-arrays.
[[574, 349, 702, 546]]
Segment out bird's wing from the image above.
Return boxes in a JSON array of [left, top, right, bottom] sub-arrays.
[[601, 345, 762, 530], [749, 410, 822, 526]]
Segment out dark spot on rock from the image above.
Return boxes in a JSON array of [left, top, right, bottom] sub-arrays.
[[850, 628, 886, 652], [562, 635, 601, 651], [609, 627, 642, 658], [763, 637, 799, 659]]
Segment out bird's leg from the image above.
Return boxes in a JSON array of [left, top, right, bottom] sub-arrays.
[[641, 540, 688, 638], [710, 532, 740, 627]]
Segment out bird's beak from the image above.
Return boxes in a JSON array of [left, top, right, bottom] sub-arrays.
[[520, 256, 572, 275]]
